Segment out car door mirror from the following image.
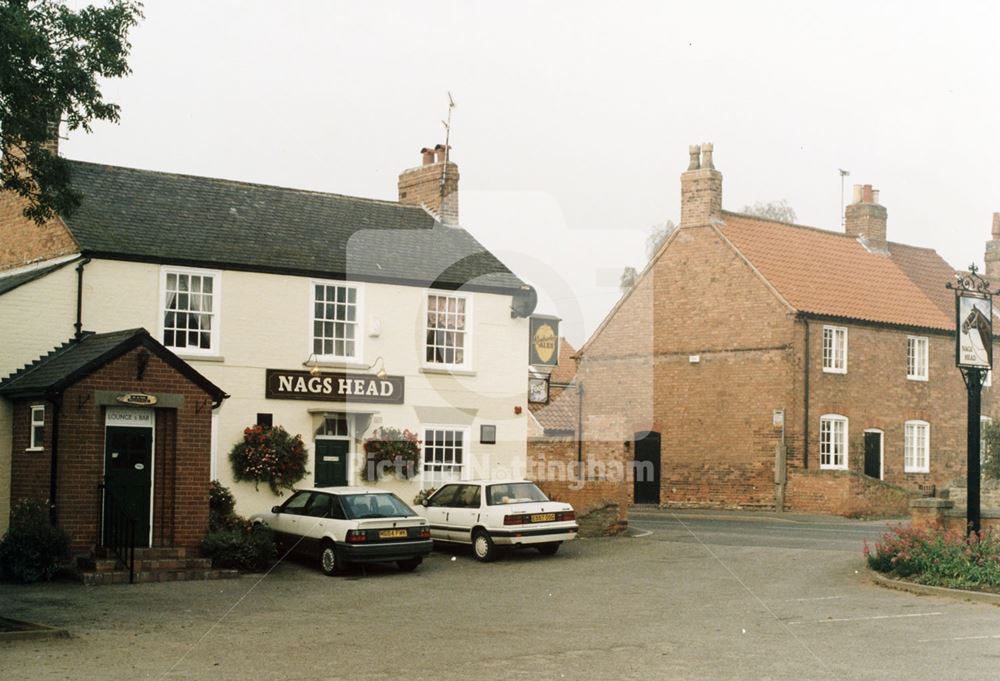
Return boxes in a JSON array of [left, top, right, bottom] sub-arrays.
[[421, 499, 429, 507], [271, 505, 282, 514]]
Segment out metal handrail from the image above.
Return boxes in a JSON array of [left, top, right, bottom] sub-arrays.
[[98, 483, 136, 584]]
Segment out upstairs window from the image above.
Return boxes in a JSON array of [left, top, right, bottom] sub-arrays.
[[162, 268, 219, 354], [819, 414, 848, 470], [313, 283, 360, 359], [822, 326, 847, 374], [907, 336, 929, 381], [425, 294, 470, 368], [904, 420, 930, 473], [29, 405, 44, 450]]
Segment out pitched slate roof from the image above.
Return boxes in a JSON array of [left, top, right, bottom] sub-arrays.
[[0, 258, 77, 296], [718, 212, 956, 331], [59, 160, 525, 293], [0, 328, 227, 402]]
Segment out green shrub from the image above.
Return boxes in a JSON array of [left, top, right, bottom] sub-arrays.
[[865, 524, 1000, 588], [209, 480, 237, 531], [201, 520, 276, 572], [0, 498, 70, 583]]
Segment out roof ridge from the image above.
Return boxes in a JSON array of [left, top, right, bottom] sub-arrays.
[[64, 158, 427, 212], [720, 210, 855, 238]]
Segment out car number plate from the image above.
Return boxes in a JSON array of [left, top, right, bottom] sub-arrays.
[[531, 513, 556, 523], [378, 529, 408, 539]]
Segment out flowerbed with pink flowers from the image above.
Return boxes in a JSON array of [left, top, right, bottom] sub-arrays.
[[866, 524, 1000, 591]]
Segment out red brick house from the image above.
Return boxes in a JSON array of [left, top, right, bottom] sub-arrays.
[[0, 328, 227, 567], [576, 143, 996, 516]]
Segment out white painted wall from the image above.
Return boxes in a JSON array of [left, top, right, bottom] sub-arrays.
[[2, 258, 530, 517]]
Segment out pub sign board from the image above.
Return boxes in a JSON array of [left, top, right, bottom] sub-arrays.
[[529, 315, 560, 367], [266, 369, 405, 404], [956, 292, 993, 369]]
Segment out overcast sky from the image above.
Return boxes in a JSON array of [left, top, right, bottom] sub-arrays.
[[61, 0, 1000, 348]]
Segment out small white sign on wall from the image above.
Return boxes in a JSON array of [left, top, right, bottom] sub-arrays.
[[106, 407, 155, 428]]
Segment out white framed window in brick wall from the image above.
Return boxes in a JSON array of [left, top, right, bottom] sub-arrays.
[[312, 281, 363, 360], [904, 420, 930, 473], [28, 404, 44, 451], [160, 267, 221, 355], [819, 414, 848, 470], [822, 325, 848, 374], [422, 425, 468, 486], [424, 293, 472, 369], [907, 336, 929, 381]]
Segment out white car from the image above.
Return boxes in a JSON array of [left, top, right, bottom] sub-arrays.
[[250, 487, 432, 575], [416, 480, 578, 561]]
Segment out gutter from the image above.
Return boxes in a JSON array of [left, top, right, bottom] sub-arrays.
[[803, 319, 810, 469], [47, 392, 62, 525]]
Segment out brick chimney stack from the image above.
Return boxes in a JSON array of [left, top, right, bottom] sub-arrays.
[[985, 212, 1000, 283], [398, 144, 459, 226], [844, 183, 888, 252], [679, 143, 723, 227]]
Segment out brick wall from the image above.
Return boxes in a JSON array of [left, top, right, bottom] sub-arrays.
[[8, 347, 215, 551], [0, 190, 78, 271], [527, 435, 630, 535], [397, 153, 459, 226], [786, 469, 913, 517]]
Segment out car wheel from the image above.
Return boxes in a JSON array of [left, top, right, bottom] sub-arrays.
[[472, 529, 498, 562], [320, 541, 345, 576], [537, 542, 561, 556], [397, 557, 422, 572]]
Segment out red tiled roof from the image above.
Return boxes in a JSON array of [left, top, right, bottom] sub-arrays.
[[532, 387, 578, 433], [550, 338, 578, 384], [719, 212, 956, 330]]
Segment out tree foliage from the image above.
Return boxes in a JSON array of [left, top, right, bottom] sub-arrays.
[[741, 199, 797, 223], [619, 220, 676, 294], [0, 0, 143, 223]]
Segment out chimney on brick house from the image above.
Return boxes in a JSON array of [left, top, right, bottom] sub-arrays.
[[984, 213, 1000, 283], [679, 143, 723, 227], [398, 143, 459, 226], [844, 183, 888, 252]]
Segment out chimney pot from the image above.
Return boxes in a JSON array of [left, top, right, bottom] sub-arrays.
[[687, 145, 701, 171], [701, 142, 715, 170], [862, 184, 874, 203], [852, 184, 862, 203], [872, 189, 880, 205], [434, 144, 448, 164], [420, 147, 435, 165], [993, 212, 1000, 240]]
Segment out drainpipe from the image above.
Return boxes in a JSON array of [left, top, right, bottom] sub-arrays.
[[48, 393, 62, 525], [803, 318, 810, 469], [576, 383, 585, 479], [74, 257, 91, 340]]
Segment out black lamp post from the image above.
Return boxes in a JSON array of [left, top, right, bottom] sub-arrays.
[[947, 265, 997, 536]]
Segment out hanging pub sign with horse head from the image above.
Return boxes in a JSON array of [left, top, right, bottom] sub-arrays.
[[949, 265, 995, 370]]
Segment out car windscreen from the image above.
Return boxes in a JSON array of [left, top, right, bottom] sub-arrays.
[[341, 493, 416, 519], [486, 482, 549, 505]]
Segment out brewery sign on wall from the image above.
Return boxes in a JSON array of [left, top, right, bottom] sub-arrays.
[[529, 315, 560, 367], [266, 369, 405, 404]]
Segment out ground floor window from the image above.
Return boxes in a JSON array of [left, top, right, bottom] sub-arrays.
[[819, 414, 848, 470], [29, 404, 45, 450], [422, 426, 466, 485], [904, 420, 930, 473]]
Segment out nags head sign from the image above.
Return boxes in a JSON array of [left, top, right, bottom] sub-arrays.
[[266, 369, 404, 404]]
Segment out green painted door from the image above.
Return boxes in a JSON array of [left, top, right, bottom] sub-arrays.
[[104, 425, 153, 546], [315, 439, 349, 487]]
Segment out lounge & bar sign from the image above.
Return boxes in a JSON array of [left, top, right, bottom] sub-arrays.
[[266, 369, 404, 404]]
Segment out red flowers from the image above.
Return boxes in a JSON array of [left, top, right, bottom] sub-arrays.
[[229, 425, 308, 495]]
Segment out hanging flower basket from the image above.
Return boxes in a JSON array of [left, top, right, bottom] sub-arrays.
[[362, 427, 420, 481], [229, 425, 308, 495]]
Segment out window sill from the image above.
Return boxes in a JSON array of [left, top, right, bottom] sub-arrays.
[[25, 447, 43, 452], [821, 368, 847, 375], [176, 354, 225, 363], [308, 360, 370, 371], [819, 466, 848, 472], [904, 469, 930, 474], [907, 376, 929, 382], [420, 366, 476, 377]]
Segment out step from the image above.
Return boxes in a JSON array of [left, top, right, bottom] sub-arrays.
[[92, 546, 190, 561], [80, 568, 240, 586], [78, 556, 213, 572]]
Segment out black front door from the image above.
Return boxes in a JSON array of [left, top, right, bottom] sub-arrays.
[[864, 431, 882, 479], [315, 439, 349, 487], [104, 425, 153, 546], [633, 432, 661, 504]]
